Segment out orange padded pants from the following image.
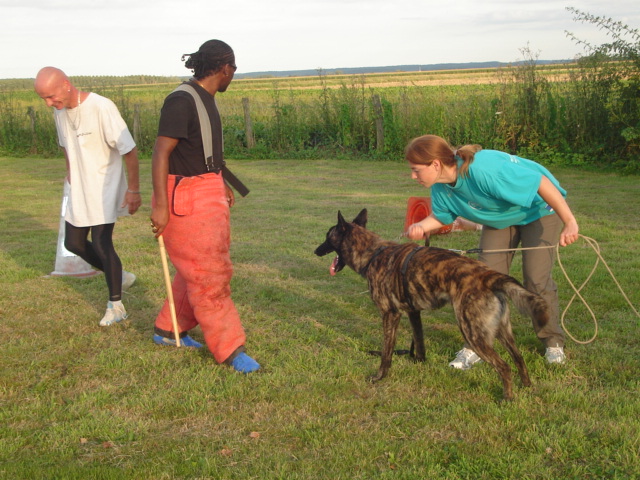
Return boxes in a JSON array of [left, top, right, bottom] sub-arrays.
[[154, 172, 246, 363]]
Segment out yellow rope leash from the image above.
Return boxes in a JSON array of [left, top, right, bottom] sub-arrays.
[[460, 234, 640, 345], [556, 234, 640, 344]]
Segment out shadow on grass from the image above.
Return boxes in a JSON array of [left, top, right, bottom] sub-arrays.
[[0, 209, 56, 276], [0, 209, 159, 340]]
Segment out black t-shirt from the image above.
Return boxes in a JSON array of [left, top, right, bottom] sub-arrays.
[[157, 81, 223, 176]]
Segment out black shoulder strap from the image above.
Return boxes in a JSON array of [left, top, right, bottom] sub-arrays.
[[172, 83, 249, 197]]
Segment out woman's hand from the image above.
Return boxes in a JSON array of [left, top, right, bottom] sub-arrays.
[[405, 223, 427, 240], [404, 214, 444, 241], [559, 219, 579, 246]]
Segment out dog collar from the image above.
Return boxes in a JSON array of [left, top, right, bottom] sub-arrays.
[[359, 246, 389, 276]]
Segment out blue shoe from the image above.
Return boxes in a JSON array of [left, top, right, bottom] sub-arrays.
[[231, 352, 261, 373], [153, 334, 203, 348]]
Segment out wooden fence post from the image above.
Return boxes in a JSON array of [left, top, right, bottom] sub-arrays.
[[242, 97, 256, 149], [371, 94, 384, 151], [133, 104, 141, 145], [27, 106, 37, 153]]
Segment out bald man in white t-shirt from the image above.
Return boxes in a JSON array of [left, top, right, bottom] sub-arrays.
[[35, 66, 141, 327]]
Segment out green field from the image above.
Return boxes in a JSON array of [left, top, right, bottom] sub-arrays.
[[1, 154, 639, 479], [2, 61, 638, 169]]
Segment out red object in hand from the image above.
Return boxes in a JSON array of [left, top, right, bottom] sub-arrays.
[[404, 197, 454, 235]]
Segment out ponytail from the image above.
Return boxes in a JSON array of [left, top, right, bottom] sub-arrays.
[[455, 143, 482, 178]]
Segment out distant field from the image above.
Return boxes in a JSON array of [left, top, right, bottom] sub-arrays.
[[2, 60, 635, 168], [0, 63, 575, 116], [2, 67, 511, 158], [0, 63, 578, 115], [1, 62, 575, 93], [232, 63, 574, 90]]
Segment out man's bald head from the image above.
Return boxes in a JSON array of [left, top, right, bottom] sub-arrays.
[[34, 66, 76, 110]]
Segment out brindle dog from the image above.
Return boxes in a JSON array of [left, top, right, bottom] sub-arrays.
[[314, 209, 550, 400]]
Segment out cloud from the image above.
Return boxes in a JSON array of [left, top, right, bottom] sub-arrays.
[[1, 0, 639, 78]]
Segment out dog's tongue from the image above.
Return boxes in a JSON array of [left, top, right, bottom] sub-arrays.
[[330, 256, 339, 276]]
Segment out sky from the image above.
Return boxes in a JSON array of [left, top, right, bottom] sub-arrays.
[[1, 0, 639, 79]]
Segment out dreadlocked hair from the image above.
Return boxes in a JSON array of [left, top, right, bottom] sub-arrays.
[[404, 134, 482, 179], [182, 39, 235, 80]]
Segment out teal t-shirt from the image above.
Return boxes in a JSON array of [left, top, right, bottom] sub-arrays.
[[430, 150, 566, 229]]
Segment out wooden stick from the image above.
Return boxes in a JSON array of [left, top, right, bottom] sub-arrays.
[[158, 235, 181, 347]]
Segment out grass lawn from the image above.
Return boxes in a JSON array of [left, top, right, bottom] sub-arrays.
[[1, 155, 639, 479]]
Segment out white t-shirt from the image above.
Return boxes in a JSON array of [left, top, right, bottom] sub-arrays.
[[54, 93, 136, 227]]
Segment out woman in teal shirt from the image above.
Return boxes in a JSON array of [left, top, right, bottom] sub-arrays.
[[404, 134, 579, 369]]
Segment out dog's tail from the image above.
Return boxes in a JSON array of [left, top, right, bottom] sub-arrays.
[[502, 279, 550, 328]]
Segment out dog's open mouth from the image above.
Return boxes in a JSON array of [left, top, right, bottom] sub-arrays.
[[330, 256, 340, 276], [314, 236, 344, 276]]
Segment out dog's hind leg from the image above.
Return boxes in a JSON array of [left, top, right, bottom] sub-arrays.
[[497, 314, 532, 388], [471, 340, 516, 401], [457, 309, 515, 401], [408, 311, 425, 362], [371, 311, 402, 382]]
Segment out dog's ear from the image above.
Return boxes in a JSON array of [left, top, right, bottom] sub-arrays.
[[353, 208, 368, 227], [337, 210, 347, 228]]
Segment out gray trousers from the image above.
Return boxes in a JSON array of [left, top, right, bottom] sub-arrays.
[[475, 214, 565, 349]]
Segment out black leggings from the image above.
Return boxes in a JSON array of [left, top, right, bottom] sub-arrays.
[[64, 222, 122, 301]]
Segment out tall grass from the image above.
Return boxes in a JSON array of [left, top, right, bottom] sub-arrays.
[[1, 58, 638, 169]]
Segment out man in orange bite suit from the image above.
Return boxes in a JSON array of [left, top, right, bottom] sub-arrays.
[[150, 39, 260, 373]]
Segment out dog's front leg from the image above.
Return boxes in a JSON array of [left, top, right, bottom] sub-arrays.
[[370, 311, 402, 382], [408, 311, 426, 362]]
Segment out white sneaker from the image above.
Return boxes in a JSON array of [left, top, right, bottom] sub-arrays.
[[545, 346, 566, 364], [449, 348, 483, 370], [122, 270, 136, 290], [99, 301, 128, 326]]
